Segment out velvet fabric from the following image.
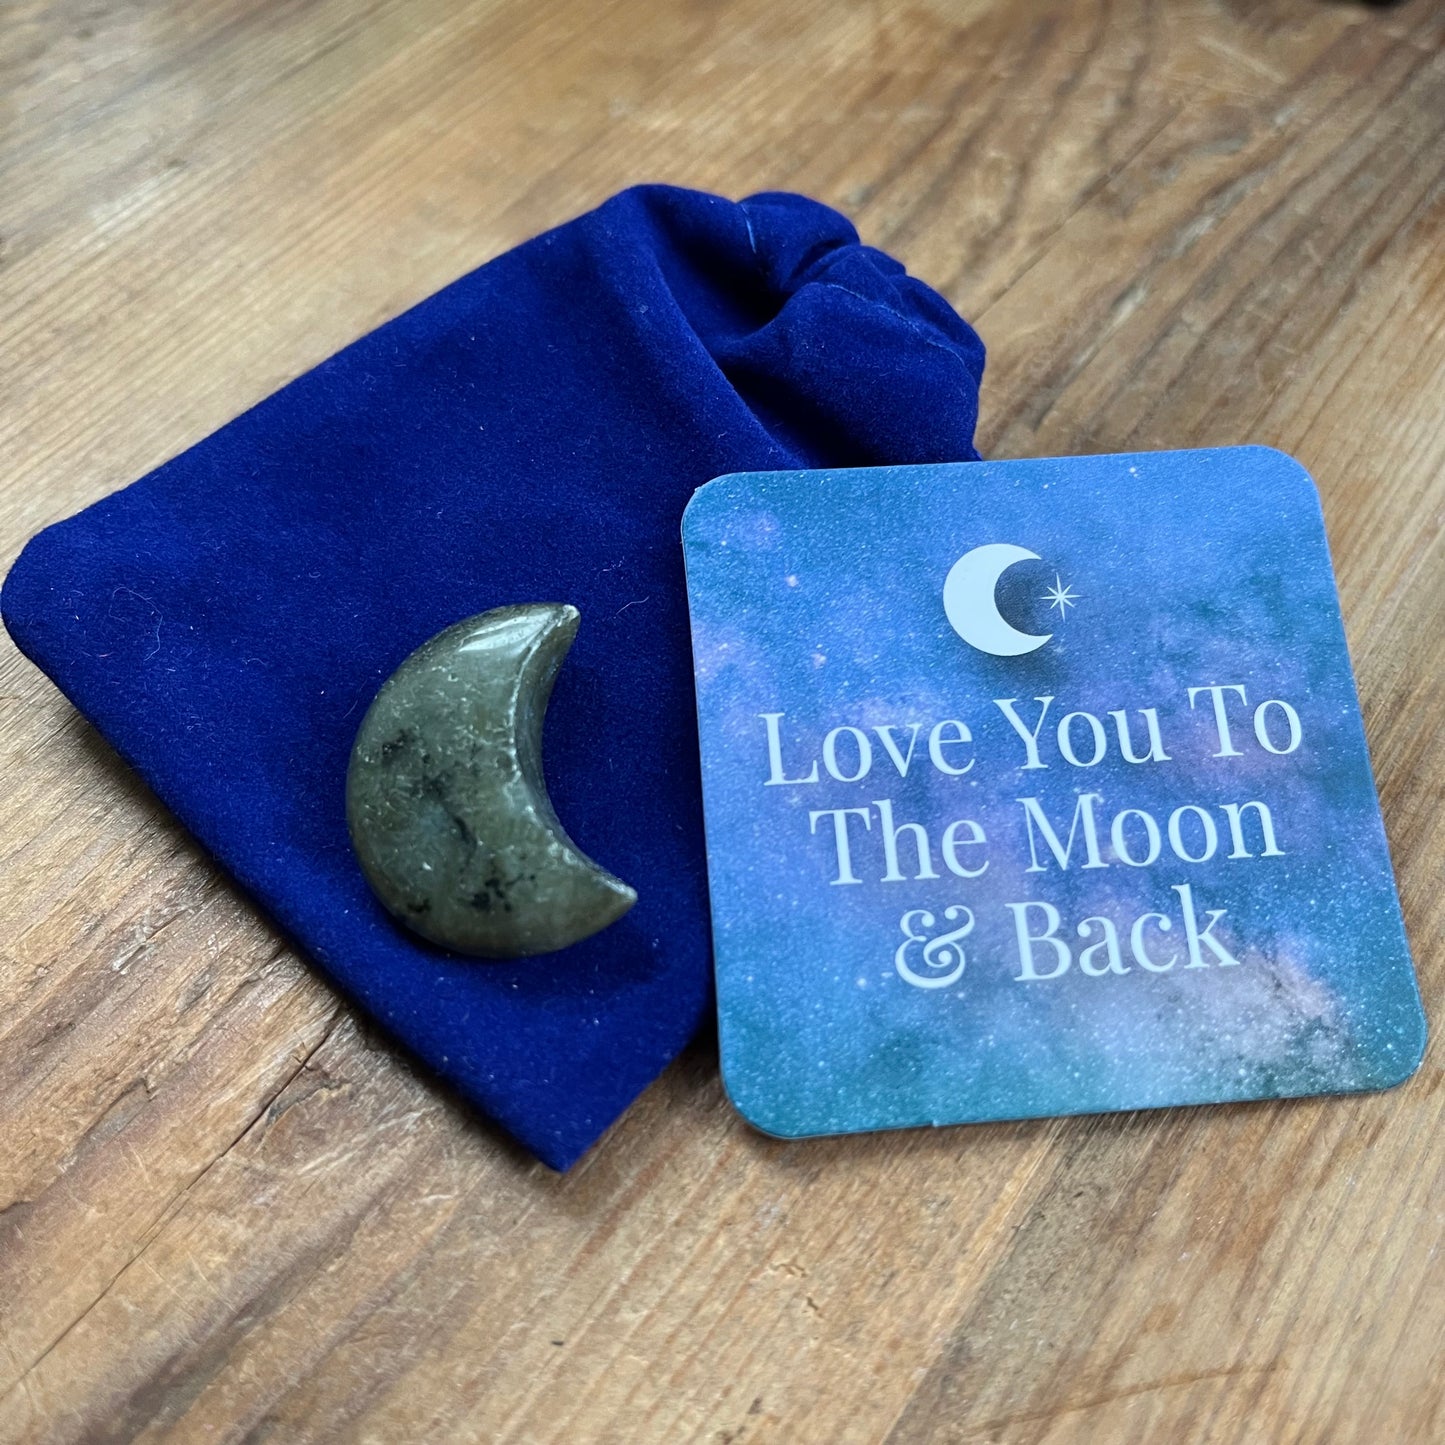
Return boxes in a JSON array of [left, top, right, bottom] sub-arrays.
[[2, 186, 985, 1168]]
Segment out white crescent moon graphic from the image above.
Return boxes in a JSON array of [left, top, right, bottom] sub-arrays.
[[943, 543, 1052, 657]]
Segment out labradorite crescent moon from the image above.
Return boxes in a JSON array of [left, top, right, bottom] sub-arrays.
[[346, 603, 637, 958]]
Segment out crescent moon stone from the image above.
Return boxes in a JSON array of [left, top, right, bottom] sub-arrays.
[[346, 603, 637, 958]]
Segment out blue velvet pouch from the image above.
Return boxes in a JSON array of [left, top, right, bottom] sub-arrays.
[[2, 185, 985, 1168]]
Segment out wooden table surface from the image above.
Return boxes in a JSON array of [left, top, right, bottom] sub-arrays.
[[3, 1, 1443, 1441]]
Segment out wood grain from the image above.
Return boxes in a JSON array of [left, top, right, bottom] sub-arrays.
[[2, 1, 1442, 1441]]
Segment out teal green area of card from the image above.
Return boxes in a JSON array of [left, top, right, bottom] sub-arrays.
[[682, 448, 1425, 1140]]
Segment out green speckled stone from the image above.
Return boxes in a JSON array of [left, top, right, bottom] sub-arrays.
[[346, 603, 637, 958]]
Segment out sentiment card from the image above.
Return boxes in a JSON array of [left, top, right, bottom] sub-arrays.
[[682, 448, 1426, 1140]]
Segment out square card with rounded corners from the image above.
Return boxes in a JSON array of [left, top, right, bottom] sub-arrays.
[[681, 447, 1426, 1141]]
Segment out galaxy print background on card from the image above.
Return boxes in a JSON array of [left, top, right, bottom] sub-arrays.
[[683, 448, 1425, 1140]]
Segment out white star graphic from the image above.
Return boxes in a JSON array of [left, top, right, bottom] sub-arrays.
[[1042, 573, 1080, 618]]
